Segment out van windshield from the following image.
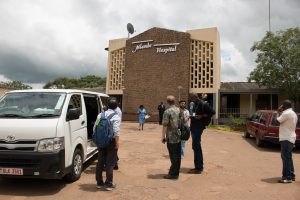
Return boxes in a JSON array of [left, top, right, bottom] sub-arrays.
[[0, 92, 66, 118]]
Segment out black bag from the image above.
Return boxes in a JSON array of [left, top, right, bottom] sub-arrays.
[[178, 110, 191, 141], [195, 100, 216, 127]]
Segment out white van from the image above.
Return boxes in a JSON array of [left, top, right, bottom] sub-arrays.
[[0, 89, 108, 181]]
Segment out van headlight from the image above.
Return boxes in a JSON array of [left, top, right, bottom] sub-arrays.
[[37, 137, 65, 153]]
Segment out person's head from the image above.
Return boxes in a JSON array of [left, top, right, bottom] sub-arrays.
[[160, 102, 163, 105], [179, 100, 186, 109], [201, 93, 208, 100], [103, 105, 108, 111], [139, 105, 144, 109], [166, 95, 175, 105], [189, 93, 199, 102], [281, 100, 292, 110], [108, 98, 118, 110]]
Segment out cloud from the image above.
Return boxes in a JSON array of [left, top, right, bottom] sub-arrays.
[[221, 40, 252, 82], [0, 0, 299, 88]]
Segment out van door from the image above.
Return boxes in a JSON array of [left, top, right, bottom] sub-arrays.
[[64, 94, 87, 166], [83, 94, 101, 157]]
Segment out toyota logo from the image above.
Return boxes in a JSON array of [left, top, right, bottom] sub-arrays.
[[5, 135, 17, 143]]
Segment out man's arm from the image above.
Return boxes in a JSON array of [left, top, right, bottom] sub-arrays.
[[161, 111, 168, 143], [162, 126, 167, 143], [276, 106, 286, 123], [112, 115, 121, 149]]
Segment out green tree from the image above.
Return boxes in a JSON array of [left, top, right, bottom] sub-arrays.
[[248, 28, 300, 106], [0, 80, 32, 89], [43, 75, 106, 89]]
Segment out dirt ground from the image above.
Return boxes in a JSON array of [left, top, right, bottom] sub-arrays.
[[0, 122, 299, 200]]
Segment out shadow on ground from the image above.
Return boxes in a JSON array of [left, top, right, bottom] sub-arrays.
[[79, 184, 100, 192], [261, 177, 282, 184], [243, 136, 300, 154], [0, 178, 66, 196], [147, 174, 165, 179], [0, 155, 98, 196]]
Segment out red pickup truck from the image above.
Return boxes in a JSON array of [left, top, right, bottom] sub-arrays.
[[244, 110, 300, 147]]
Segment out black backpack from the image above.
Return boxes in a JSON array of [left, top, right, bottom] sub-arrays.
[[195, 100, 216, 127], [178, 110, 191, 141]]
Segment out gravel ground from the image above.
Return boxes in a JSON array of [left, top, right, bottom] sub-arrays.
[[0, 122, 299, 200]]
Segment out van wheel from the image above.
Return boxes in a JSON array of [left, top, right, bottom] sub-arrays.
[[255, 133, 264, 147], [244, 130, 250, 138], [64, 148, 83, 182]]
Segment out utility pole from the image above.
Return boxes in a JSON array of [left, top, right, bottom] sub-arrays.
[[269, 0, 271, 32]]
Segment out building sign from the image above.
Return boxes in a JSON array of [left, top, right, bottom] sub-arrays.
[[132, 40, 153, 53], [132, 40, 179, 54], [154, 43, 179, 54]]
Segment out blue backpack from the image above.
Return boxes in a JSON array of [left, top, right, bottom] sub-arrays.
[[92, 112, 116, 148]]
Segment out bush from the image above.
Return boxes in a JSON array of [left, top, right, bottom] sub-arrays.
[[228, 115, 245, 131]]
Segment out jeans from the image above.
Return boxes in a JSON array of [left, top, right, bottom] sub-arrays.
[[96, 140, 117, 185], [191, 128, 204, 170], [167, 142, 181, 177], [280, 140, 295, 180], [181, 141, 186, 159]]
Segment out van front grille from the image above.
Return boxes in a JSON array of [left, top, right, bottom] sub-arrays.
[[0, 140, 37, 144], [0, 147, 35, 151], [0, 158, 40, 168]]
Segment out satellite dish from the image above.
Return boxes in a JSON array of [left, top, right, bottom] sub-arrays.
[[127, 23, 134, 37]]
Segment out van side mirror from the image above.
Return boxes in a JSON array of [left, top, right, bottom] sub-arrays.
[[66, 108, 80, 121]]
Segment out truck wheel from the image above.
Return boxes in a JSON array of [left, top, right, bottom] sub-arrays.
[[255, 133, 264, 147], [64, 148, 83, 182], [244, 130, 250, 138]]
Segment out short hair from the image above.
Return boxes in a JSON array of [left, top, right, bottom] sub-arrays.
[[166, 95, 175, 105], [179, 100, 186, 104], [189, 93, 199, 101], [282, 100, 292, 109], [108, 98, 118, 110], [139, 105, 144, 109]]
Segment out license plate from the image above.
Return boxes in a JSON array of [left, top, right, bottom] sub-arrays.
[[0, 167, 23, 175]]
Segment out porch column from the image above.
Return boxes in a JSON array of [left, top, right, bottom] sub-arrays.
[[270, 94, 273, 110], [213, 93, 218, 124], [249, 94, 253, 115]]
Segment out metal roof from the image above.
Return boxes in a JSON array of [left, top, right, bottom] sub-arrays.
[[220, 82, 281, 94]]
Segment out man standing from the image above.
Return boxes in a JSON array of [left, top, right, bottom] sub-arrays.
[[179, 100, 190, 159], [94, 98, 121, 190], [158, 102, 165, 125], [277, 100, 297, 183], [188, 93, 215, 174], [161, 96, 181, 179]]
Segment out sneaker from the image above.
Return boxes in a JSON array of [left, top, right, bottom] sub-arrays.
[[278, 179, 292, 183], [104, 183, 116, 191], [96, 182, 105, 189], [163, 175, 178, 180], [188, 168, 203, 174]]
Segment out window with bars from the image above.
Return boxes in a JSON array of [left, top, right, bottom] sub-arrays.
[[109, 48, 125, 90], [190, 40, 214, 89]]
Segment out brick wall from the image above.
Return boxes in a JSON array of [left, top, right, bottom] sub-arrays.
[[122, 28, 190, 120]]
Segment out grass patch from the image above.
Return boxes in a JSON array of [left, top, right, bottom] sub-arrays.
[[208, 124, 243, 133]]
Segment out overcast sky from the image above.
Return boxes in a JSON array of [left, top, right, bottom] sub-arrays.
[[0, 0, 299, 88]]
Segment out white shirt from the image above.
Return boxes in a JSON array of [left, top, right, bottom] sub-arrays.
[[115, 107, 122, 120], [277, 108, 297, 144], [94, 109, 121, 137], [182, 108, 190, 126]]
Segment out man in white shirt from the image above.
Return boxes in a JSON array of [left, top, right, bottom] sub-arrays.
[[276, 100, 297, 183], [94, 98, 121, 190]]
